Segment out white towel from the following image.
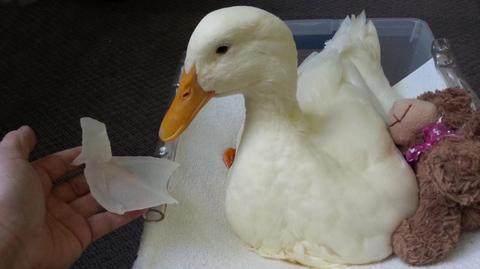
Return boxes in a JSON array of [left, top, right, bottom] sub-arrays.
[[134, 59, 480, 269], [393, 58, 448, 98]]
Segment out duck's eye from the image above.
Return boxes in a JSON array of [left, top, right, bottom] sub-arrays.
[[216, 45, 229, 55]]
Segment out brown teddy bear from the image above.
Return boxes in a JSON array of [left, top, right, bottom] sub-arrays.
[[387, 87, 480, 265]]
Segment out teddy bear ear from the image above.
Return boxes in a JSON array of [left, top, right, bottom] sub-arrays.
[[387, 99, 438, 146], [418, 88, 475, 129]]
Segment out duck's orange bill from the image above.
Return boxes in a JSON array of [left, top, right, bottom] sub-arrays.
[[159, 66, 215, 141]]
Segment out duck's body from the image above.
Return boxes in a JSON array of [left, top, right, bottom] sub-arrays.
[[160, 6, 417, 267], [226, 47, 415, 267]]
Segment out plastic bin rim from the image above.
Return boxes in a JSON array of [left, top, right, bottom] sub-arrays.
[[285, 17, 430, 25], [285, 17, 433, 35]]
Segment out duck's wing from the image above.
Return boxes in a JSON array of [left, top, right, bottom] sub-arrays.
[[297, 12, 395, 120], [297, 48, 383, 119], [297, 48, 392, 168], [325, 12, 399, 119]]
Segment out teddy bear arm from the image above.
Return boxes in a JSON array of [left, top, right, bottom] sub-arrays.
[[392, 174, 462, 266], [461, 204, 480, 231], [429, 139, 480, 206]]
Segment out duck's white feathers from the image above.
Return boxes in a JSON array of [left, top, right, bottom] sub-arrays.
[[183, 7, 418, 268], [225, 12, 417, 267], [322, 11, 399, 119]]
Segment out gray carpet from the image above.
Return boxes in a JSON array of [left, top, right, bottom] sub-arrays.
[[0, 0, 479, 268]]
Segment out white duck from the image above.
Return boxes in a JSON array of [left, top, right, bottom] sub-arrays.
[[159, 6, 417, 267]]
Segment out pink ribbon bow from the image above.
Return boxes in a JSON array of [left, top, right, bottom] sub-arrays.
[[404, 119, 457, 163]]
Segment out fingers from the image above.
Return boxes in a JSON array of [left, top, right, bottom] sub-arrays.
[[88, 210, 146, 241], [46, 195, 92, 250], [70, 194, 103, 217], [52, 174, 90, 202], [32, 147, 82, 181], [0, 126, 36, 160]]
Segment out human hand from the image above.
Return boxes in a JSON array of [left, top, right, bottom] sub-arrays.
[[0, 126, 145, 269]]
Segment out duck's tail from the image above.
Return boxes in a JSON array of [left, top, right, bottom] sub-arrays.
[[325, 11, 399, 119], [325, 11, 380, 64]]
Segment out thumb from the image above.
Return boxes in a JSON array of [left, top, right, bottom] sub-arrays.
[[0, 126, 37, 160]]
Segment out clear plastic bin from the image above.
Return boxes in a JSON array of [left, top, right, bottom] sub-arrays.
[[287, 18, 434, 85], [146, 18, 437, 222]]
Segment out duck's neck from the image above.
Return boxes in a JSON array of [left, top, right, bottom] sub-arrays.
[[243, 73, 303, 131], [238, 43, 303, 137]]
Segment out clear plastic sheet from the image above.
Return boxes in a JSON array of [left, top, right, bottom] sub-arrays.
[[73, 117, 179, 215]]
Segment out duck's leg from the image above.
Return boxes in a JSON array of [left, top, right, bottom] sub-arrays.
[[223, 148, 236, 169]]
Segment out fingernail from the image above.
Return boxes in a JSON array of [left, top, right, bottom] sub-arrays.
[[17, 125, 30, 132]]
